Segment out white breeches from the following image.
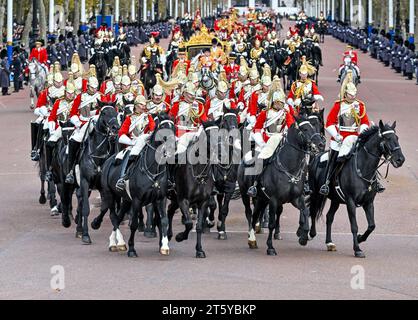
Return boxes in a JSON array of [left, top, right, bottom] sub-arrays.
[[258, 133, 283, 159], [176, 131, 198, 154], [48, 127, 62, 142], [131, 134, 150, 156], [70, 121, 95, 143], [35, 116, 44, 125], [330, 135, 358, 157]]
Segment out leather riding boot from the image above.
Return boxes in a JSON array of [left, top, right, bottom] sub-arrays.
[[116, 152, 132, 191], [319, 150, 338, 196], [376, 180, 386, 193], [65, 140, 81, 184], [45, 141, 55, 182], [358, 76, 361, 84], [167, 164, 176, 191], [30, 122, 40, 161], [116, 155, 137, 191]]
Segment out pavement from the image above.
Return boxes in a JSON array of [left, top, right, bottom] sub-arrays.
[[0, 21, 417, 300]]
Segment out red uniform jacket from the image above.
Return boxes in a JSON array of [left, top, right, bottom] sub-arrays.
[[29, 47, 49, 66], [253, 107, 295, 142], [36, 88, 49, 108], [326, 100, 369, 141], [204, 98, 240, 123], [70, 94, 102, 125], [172, 59, 191, 75], [169, 100, 207, 136], [287, 80, 323, 103], [48, 99, 74, 129], [118, 114, 156, 138], [224, 63, 240, 81], [343, 49, 358, 65]]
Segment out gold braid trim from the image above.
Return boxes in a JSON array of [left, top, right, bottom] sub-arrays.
[[188, 104, 205, 126]]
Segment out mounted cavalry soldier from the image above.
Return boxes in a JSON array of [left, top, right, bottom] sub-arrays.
[[246, 80, 295, 197], [238, 65, 261, 128], [65, 75, 102, 184], [147, 84, 170, 119], [319, 71, 383, 196], [230, 57, 249, 100], [31, 70, 63, 161], [338, 45, 361, 83], [287, 58, 323, 112], [169, 81, 207, 154], [29, 39, 49, 73], [141, 34, 165, 71], [115, 95, 156, 191], [67, 53, 88, 94], [44, 80, 77, 181], [248, 65, 273, 120], [128, 56, 145, 96], [100, 57, 122, 96]]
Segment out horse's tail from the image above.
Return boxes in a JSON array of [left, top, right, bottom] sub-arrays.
[[308, 156, 328, 221]]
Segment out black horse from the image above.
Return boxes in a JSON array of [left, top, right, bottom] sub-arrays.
[[238, 114, 324, 255], [308, 121, 405, 257], [167, 121, 218, 258], [91, 112, 176, 256], [89, 51, 108, 85], [302, 40, 321, 84], [74, 102, 119, 244], [206, 108, 241, 240], [284, 48, 302, 91]]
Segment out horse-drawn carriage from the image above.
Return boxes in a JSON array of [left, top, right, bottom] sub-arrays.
[[180, 25, 231, 61]]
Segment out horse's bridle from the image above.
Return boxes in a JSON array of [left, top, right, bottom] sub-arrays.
[[378, 129, 401, 160], [293, 120, 321, 154]]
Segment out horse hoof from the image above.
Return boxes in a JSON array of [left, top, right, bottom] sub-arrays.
[[144, 230, 157, 238], [309, 231, 317, 240], [62, 215, 71, 228], [355, 250, 366, 258], [296, 227, 302, 237], [267, 248, 277, 256], [175, 233, 185, 243], [299, 237, 308, 246], [196, 251, 206, 258], [39, 194, 47, 204], [274, 233, 283, 240], [75, 231, 83, 238], [218, 232, 227, 240], [50, 206, 59, 216], [206, 220, 215, 229], [117, 244, 127, 252], [255, 224, 262, 234], [326, 243, 337, 251], [82, 235, 92, 244], [127, 250, 138, 258], [109, 246, 118, 252], [160, 248, 170, 256], [248, 240, 258, 249], [90, 218, 102, 230]]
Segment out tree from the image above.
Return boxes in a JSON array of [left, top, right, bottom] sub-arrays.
[[74, 0, 80, 31], [39, 0, 47, 42], [0, 0, 5, 44], [22, 2, 33, 46]]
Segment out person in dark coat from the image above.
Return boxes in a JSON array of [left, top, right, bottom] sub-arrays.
[[57, 34, 68, 70], [78, 31, 88, 62], [10, 51, 23, 92], [0, 58, 11, 95]]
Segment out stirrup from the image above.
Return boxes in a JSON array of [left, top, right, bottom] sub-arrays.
[[319, 183, 330, 196], [247, 185, 257, 197], [65, 171, 75, 184], [116, 178, 126, 192]]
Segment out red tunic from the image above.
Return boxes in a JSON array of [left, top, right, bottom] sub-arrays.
[[172, 59, 191, 75], [169, 100, 207, 137], [223, 64, 240, 81], [36, 88, 49, 108], [29, 47, 49, 66], [253, 107, 295, 142], [48, 99, 74, 129], [343, 49, 359, 65], [326, 100, 369, 141], [287, 80, 323, 103], [118, 114, 156, 138]]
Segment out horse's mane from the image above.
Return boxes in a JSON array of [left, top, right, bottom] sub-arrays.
[[357, 125, 379, 147]]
